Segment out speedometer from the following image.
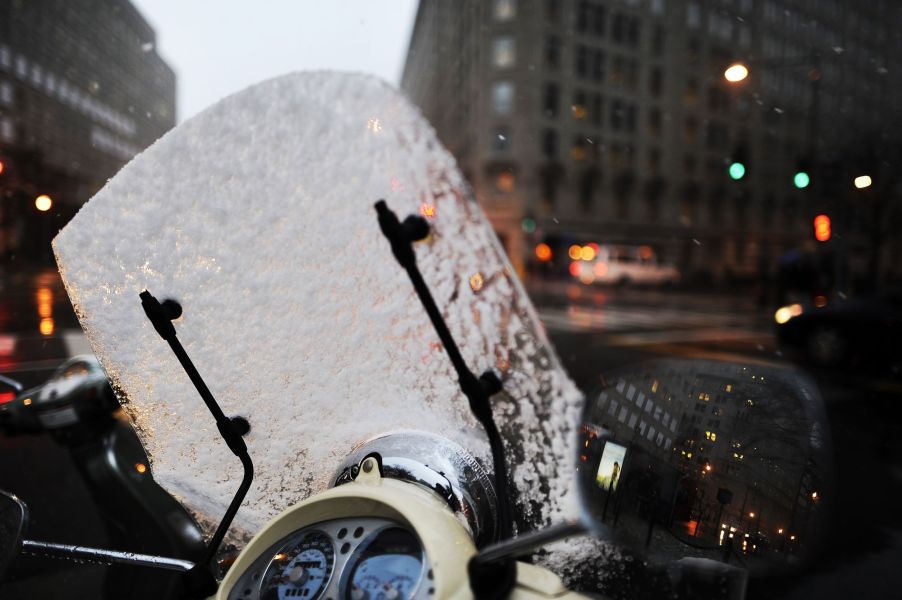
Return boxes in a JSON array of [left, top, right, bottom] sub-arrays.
[[345, 527, 424, 600], [260, 531, 334, 600]]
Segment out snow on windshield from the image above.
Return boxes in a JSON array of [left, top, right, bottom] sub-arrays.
[[53, 72, 583, 543]]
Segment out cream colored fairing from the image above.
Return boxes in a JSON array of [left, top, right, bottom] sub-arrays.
[[216, 463, 586, 599]]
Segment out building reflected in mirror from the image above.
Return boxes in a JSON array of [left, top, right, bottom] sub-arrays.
[[579, 360, 831, 574]]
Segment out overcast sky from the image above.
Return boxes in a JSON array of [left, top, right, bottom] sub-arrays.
[[130, 1, 419, 122]]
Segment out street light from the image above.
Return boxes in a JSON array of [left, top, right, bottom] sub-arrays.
[[854, 175, 872, 189], [35, 194, 53, 212], [724, 63, 750, 83]]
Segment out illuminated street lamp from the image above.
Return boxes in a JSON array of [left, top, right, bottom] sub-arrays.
[[854, 175, 872, 189], [724, 63, 750, 83], [35, 194, 53, 212]]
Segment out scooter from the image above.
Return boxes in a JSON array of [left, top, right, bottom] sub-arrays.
[[0, 356, 206, 599], [0, 202, 831, 600], [0, 72, 832, 599]]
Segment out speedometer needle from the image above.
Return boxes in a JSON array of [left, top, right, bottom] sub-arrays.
[[288, 565, 307, 584]]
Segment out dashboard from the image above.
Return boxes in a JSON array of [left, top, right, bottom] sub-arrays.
[[226, 517, 433, 600]]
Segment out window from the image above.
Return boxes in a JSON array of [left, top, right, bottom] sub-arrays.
[[580, 169, 599, 210], [590, 94, 604, 126], [491, 81, 514, 115], [650, 67, 663, 96], [544, 36, 561, 68], [610, 100, 624, 130], [492, 36, 516, 68], [545, 0, 560, 23], [687, 2, 702, 28], [650, 0, 665, 16], [685, 78, 699, 104], [592, 50, 605, 81], [648, 108, 662, 136], [647, 148, 661, 170], [542, 129, 558, 158], [612, 13, 626, 42], [0, 117, 14, 142], [572, 90, 587, 120], [625, 104, 637, 132], [706, 121, 728, 148], [575, 45, 588, 78], [627, 18, 641, 46], [576, 1, 590, 33], [543, 83, 559, 117], [493, 0, 516, 21], [0, 81, 12, 106], [592, 5, 607, 35], [653, 25, 665, 55], [570, 135, 587, 161], [576, 2, 607, 36]]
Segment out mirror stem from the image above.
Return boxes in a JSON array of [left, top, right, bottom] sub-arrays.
[[139, 290, 253, 580], [472, 519, 586, 565], [374, 201, 513, 541]]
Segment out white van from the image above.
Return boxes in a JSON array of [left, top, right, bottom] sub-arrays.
[[570, 244, 680, 286]]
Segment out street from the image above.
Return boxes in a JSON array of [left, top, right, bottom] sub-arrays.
[[1, 266, 900, 598]]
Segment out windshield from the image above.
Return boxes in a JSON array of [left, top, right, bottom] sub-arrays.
[[1, 2, 900, 600]]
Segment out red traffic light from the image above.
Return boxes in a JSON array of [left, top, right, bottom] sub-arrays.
[[814, 214, 831, 242], [0, 160, 5, 175]]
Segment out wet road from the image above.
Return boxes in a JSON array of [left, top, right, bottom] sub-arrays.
[[0, 264, 90, 389], [1, 266, 900, 598]]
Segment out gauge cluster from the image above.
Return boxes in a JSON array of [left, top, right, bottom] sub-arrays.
[[227, 518, 433, 600]]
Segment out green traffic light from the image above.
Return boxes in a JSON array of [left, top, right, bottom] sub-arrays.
[[793, 172, 810, 189], [729, 162, 746, 180]]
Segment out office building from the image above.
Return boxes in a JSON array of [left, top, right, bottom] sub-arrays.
[[0, 0, 176, 260]]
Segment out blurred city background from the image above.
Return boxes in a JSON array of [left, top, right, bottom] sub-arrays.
[[1, 1, 900, 598]]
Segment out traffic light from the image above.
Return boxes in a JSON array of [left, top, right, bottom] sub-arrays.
[[728, 146, 749, 181], [793, 158, 811, 189], [0, 159, 5, 176], [813, 214, 831, 242]]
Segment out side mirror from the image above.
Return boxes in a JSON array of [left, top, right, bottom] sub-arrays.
[[0, 490, 27, 579], [577, 359, 833, 577]]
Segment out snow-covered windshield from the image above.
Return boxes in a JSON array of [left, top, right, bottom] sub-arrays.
[[53, 72, 582, 542]]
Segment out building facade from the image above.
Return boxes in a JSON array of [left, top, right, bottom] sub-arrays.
[[402, 0, 902, 285], [0, 0, 176, 261]]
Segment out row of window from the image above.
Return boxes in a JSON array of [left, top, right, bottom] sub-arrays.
[[541, 83, 642, 130], [0, 43, 137, 138], [574, 2, 643, 48]]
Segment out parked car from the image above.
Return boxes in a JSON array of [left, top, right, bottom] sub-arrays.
[[569, 244, 680, 287], [775, 292, 902, 375]]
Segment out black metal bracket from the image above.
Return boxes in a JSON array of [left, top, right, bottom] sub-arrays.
[[140, 290, 253, 598], [374, 200, 515, 598]]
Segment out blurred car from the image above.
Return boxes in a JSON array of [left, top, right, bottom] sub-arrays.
[[569, 244, 680, 287], [775, 292, 902, 374], [0, 355, 118, 437]]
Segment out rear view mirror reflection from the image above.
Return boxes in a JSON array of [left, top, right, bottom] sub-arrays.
[[576, 360, 833, 577]]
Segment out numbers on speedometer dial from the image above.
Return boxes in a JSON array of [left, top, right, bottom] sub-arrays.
[[260, 531, 334, 600]]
